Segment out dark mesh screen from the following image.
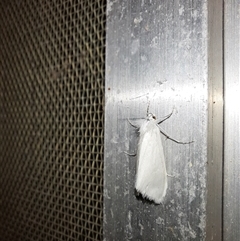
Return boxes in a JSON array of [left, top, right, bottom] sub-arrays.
[[0, 1, 105, 240]]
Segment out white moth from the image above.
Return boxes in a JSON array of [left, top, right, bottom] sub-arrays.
[[135, 113, 167, 204], [129, 110, 191, 204]]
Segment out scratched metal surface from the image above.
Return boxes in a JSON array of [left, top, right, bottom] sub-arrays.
[[104, 0, 210, 240], [224, 0, 240, 240]]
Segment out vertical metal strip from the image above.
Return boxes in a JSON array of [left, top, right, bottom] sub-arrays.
[[206, 0, 224, 240], [224, 0, 240, 240]]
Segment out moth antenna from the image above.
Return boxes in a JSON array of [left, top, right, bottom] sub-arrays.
[[146, 100, 150, 115]]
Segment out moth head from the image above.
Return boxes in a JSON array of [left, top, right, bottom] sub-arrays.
[[147, 113, 156, 120]]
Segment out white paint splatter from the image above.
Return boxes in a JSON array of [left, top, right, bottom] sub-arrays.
[[156, 217, 164, 225], [125, 211, 133, 240]]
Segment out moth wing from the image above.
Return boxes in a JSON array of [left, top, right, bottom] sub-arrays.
[[135, 124, 167, 204]]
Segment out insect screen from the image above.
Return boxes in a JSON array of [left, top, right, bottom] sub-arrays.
[[0, 1, 105, 240]]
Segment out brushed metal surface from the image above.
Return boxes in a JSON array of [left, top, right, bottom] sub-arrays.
[[224, 0, 240, 240], [206, 0, 223, 240], [104, 0, 216, 240]]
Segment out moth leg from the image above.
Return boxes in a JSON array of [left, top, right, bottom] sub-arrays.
[[158, 126, 193, 144], [157, 108, 174, 124], [126, 118, 140, 156], [127, 118, 140, 128], [124, 151, 136, 156]]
